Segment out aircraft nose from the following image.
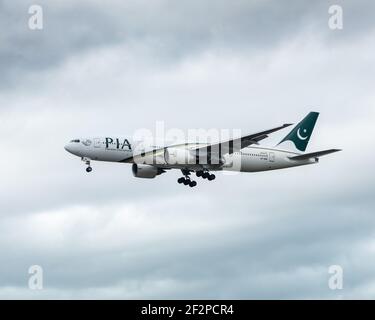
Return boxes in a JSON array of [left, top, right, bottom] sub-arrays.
[[64, 144, 72, 153]]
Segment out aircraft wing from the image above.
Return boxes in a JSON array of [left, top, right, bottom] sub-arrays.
[[288, 149, 342, 160], [121, 123, 292, 165], [192, 123, 293, 157]]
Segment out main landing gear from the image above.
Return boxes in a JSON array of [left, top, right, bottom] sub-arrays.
[[177, 169, 197, 187], [82, 157, 92, 173], [177, 169, 216, 187], [196, 170, 216, 181]]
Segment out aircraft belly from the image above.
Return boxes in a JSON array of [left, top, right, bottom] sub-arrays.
[[240, 157, 272, 172], [91, 149, 132, 162]]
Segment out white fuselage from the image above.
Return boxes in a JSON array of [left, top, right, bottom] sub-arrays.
[[64, 137, 317, 172]]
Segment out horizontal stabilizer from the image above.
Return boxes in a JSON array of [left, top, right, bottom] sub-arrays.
[[289, 149, 341, 161]]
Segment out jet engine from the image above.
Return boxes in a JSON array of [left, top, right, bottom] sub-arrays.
[[164, 148, 196, 165], [132, 163, 162, 178]]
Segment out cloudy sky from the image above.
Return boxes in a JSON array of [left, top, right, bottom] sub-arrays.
[[0, 0, 375, 299]]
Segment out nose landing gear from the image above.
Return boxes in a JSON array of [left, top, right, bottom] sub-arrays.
[[82, 157, 92, 173]]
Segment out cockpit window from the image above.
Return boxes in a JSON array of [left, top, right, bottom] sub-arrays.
[[70, 139, 80, 143]]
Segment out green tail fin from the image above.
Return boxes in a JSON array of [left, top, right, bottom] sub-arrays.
[[277, 112, 319, 152]]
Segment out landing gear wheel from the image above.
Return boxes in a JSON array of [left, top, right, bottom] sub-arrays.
[[208, 174, 215, 181], [189, 181, 197, 187], [196, 171, 203, 177], [202, 172, 209, 179], [86, 166, 92, 173], [177, 177, 185, 184]]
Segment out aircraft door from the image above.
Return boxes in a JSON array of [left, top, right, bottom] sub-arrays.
[[269, 152, 275, 162], [94, 138, 101, 148]]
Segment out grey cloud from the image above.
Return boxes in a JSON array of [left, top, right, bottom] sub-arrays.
[[1, 198, 374, 298], [2, 0, 375, 91]]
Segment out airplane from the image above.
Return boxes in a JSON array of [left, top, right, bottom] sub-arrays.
[[64, 112, 341, 187]]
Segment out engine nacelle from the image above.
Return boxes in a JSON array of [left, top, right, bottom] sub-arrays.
[[132, 163, 160, 178], [164, 147, 196, 165]]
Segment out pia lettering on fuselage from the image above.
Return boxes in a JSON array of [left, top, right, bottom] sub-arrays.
[[105, 137, 132, 150]]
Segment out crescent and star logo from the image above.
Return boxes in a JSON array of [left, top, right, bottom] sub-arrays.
[[297, 128, 308, 140]]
